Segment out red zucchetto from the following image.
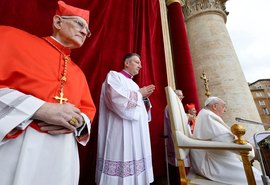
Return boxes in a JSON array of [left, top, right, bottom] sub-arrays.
[[185, 103, 195, 111], [56, 1, 90, 24]]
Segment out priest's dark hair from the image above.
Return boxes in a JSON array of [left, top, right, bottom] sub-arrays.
[[122, 53, 140, 64]]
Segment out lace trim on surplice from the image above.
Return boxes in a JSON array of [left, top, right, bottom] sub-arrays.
[[97, 156, 152, 178]]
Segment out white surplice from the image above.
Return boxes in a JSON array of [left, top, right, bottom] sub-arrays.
[[191, 108, 263, 185], [0, 88, 90, 185], [96, 71, 154, 185]]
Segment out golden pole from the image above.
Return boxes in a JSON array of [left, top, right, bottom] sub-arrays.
[[159, 0, 175, 89]]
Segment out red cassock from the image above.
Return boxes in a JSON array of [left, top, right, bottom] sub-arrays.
[[0, 25, 96, 137]]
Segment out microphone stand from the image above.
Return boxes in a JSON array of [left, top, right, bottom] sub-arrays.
[[235, 117, 269, 127]]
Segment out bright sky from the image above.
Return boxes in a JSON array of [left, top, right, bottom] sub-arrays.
[[226, 0, 270, 83]]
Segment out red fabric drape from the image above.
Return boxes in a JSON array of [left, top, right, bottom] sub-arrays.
[[0, 0, 198, 184], [167, 3, 200, 111]]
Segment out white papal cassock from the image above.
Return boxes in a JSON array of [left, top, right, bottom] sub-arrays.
[[96, 71, 154, 185], [191, 108, 263, 185]]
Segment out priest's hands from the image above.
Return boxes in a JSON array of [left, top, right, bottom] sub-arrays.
[[139, 84, 155, 98], [32, 102, 83, 135]]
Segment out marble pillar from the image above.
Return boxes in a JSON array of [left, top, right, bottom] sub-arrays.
[[182, 0, 263, 138]]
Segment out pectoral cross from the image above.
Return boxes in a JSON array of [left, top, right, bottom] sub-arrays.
[[54, 92, 68, 104], [200, 71, 211, 97]]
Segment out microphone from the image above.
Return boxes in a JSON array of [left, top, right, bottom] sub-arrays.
[[235, 117, 269, 126]]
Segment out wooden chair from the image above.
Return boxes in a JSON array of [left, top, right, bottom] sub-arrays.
[[165, 86, 256, 185]]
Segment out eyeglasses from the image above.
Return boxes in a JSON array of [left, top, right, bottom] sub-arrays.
[[60, 17, 91, 37]]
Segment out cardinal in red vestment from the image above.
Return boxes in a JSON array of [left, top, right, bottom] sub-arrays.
[[0, 1, 96, 185], [185, 103, 197, 133]]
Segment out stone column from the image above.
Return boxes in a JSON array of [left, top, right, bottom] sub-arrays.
[[182, 0, 263, 138]]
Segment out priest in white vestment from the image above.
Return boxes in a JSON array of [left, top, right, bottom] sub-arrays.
[[191, 96, 263, 185], [96, 53, 155, 185]]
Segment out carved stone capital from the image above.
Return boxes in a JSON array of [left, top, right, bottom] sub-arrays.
[[182, 0, 228, 22]]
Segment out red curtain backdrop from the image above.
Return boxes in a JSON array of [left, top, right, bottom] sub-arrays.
[[0, 0, 198, 184], [167, 2, 200, 111]]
